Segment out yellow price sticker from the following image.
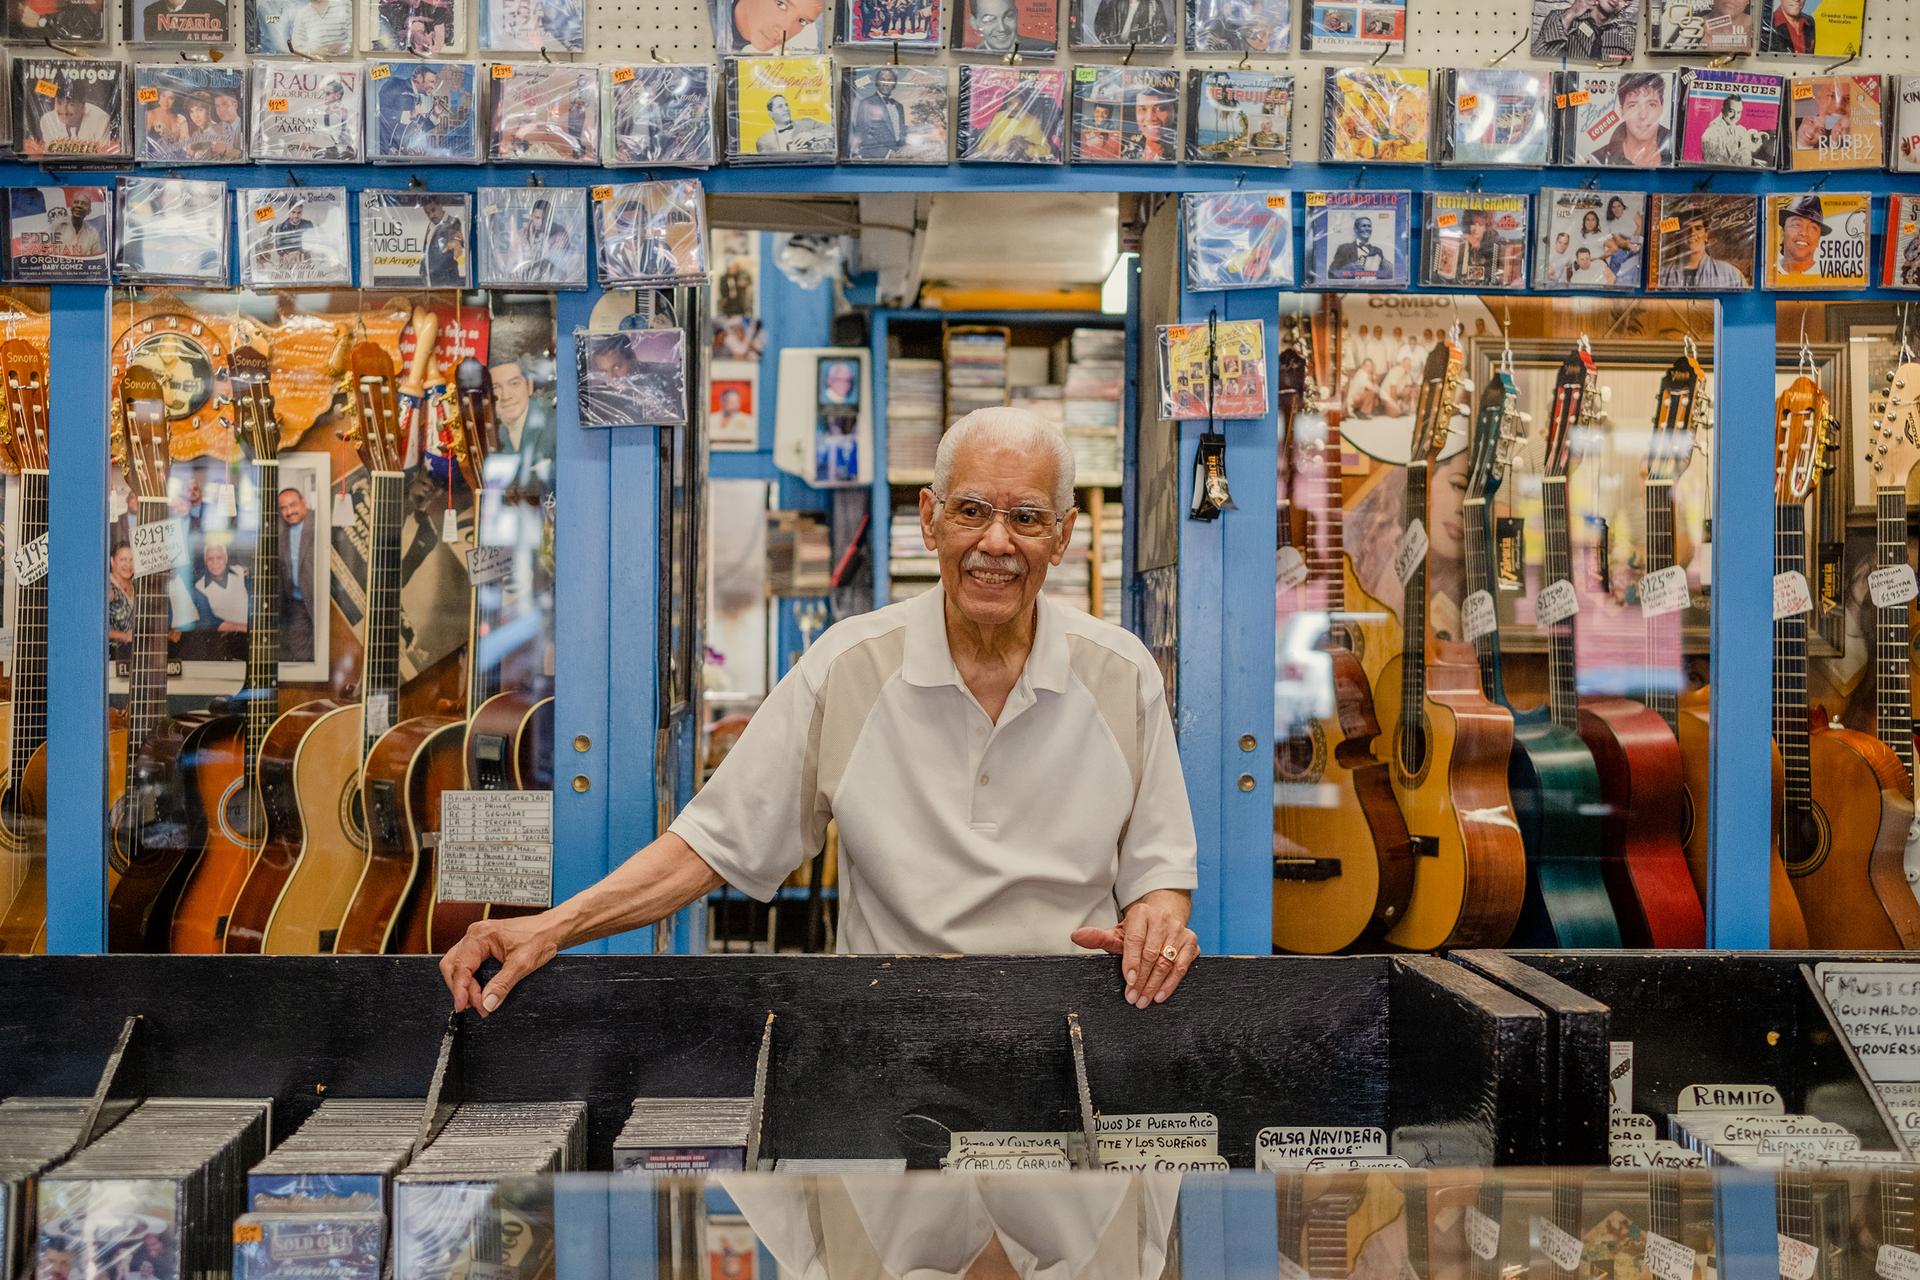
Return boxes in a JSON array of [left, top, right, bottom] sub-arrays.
[[591, 184, 613, 201], [233, 1224, 263, 1245], [1792, 82, 1814, 99], [1659, 216, 1680, 233], [1555, 93, 1567, 109], [137, 87, 159, 103], [267, 97, 288, 112], [34, 79, 56, 97], [1904, 221, 1918, 235], [611, 65, 635, 83], [1457, 93, 1478, 112], [1566, 90, 1590, 106], [254, 205, 278, 222], [492, 63, 514, 78], [1265, 195, 1286, 210], [1305, 191, 1327, 206], [1436, 212, 1459, 228], [369, 63, 391, 79]]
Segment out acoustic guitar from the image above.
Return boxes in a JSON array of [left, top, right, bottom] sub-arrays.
[[0, 343, 51, 954], [103, 368, 208, 952], [1861, 356, 1920, 795], [1877, 1167, 1918, 1278], [1775, 374, 1920, 949], [1577, 354, 1707, 948], [1378, 338, 1526, 951], [1272, 316, 1414, 955]]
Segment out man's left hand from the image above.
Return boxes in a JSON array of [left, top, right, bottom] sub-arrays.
[[1070, 889, 1198, 1009]]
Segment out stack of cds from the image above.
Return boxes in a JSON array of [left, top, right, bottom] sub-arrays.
[[37, 1098, 273, 1280], [1, 1097, 104, 1280], [886, 357, 945, 477], [889, 507, 939, 599], [945, 328, 1009, 427], [612, 1097, 754, 1173], [1063, 328, 1124, 483]]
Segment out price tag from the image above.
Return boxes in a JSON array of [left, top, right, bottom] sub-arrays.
[[1906, 222, 1920, 237], [369, 63, 391, 79], [1641, 564, 1692, 617], [254, 205, 278, 222], [1436, 212, 1460, 229], [1534, 1217, 1582, 1272], [1556, 93, 1568, 108], [1645, 1231, 1697, 1280], [1306, 191, 1327, 207], [1535, 578, 1579, 627], [1278, 1255, 1310, 1280], [1465, 1206, 1500, 1261], [34, 79, 56, 97], [1277, 545, 1309, 592], [441, 510, 462, 543], [591, 184, 613, 201], [1660, 216, 1681, 233], [1870, 564, 1918, 608], [233, 1223, 263, 1245], [11, 532, 47, 586], [1774, 570, 1813, 621], [1394, 519, 1428, 585], [1793, 82, 1815, 99], [611, 65, 635, 83], [1780, 1234, 1818, 1280], [332, 491, 355, 526], [1463, 589, 1497, 642], [467, 545, 513, 586], [1879, 1245, 1920, 1280], [492, 62, 514, 78], [1567, 90, 1590, 106], [131, 520, 185, 578], [267, 96, 289, 112], [137, 86, 158, 103], [366, 692, 391, 737], [1458, 93, 1479, 111], [1266, 195, 1287, 211], [1075, 66, 1096, 81]]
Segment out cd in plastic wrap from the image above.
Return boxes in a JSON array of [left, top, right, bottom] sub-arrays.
[[956, 65, 1064, 163], [251, 62, 361, 162], [1760, 0, 1861, 56], [1319, 66, 1428, 163], [7, 185, 109, 282], [1527, 0, 1638, 62], [1556, 69, 1675, 167], [1421, 192, 1529, 289], [134, 64, 245, 163], [605, 64, 715, 166], [37, 1179, 183, 1280], [1068, 0, 1173, 47], [15, 57, 128, 160], [1302, 189, 1410, 288], [477, 185, 587, 288], [1070, 66, 1176, 162], [1783, 73, 1881, 171], [233, 1212, 384, 1280], [1536, 187, 1645, 290], [1158, 320, 1266, 421], [115, 176, 227, 283], [1649, 0, 1755, 53], [1436, 67, 1550, 166], [1881, 193, 1920, 289], [248, 0, 353, 53], [1185, 69, 1290, 165], [128, 0, 231, 44], [577, 329, 688, 428], [1677, 67, 1781, 169], [727, 55, 835, 162], [240, 186, 351, 287], [1182, 191, 1292, 290], [1645, 192, 1756, 291], [368, 61, 479, 162], [8, 0, 106, 43], [840, 65, 948, 163], [953, 0, 1055, 55], [712, 0, 824, 54], [489, 63, 598, 163], [1763, 190, 1868, 289], [481, 0, 582, 49], [359, 189, 471, 287], [836, 0, 941, 45], [1895, 77, 1920, 173], [592, 179, 708, 288], [365, 0, 464, 52], [1300, 0, 1403, 53], [1184, 0, 1289, 52]]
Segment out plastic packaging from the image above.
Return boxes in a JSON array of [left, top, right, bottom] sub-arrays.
[[358, 189, 471, 287], [1784, 73, 1882, 171], [481, 0, 582, 49], [1881, 193, 1920, 288], [952, 0, 1055, 54], [249, 0, 354, 54], [1181, 190, 1293, 291], [1555, 69, 1676, 168], [488, 63, 598, 162], [604, 63, 715, 167], [1319, 66, 1429, 163], [836, 0, 942, 46], [1184, 0, 1289, 53], [712, 0, 825, 54], [14, 57, 128, 160], [1763, 190, 1869, 289], [127, 0, 231, 45], [134, 64, 246, 163], [1892, 76, 1920, 172], [1760, 0, 1862, 56], [1070, 66, 1175, 162], [576, 329, 689, 428], [1527, 0, 1638, 63], [1645, 192, 1758, 292], [1301, 189, 1411, 288], [367, 60, 479, 162], [956, 65, 1064, 164], [1649, 0, 1755, 53], [476, 185, 587, 288], [7, 0, 106, 44], [251, 62, 361, 162], [1420, 191, 1530, 289], [1068, 0, 1173, 48], [1185, 69, 1291, 165], [239, 186, 352, 288], [364, 0, 465, 54], [6, 185, 110, 282], [1435, 67, 1551, 167], [1157, 320, 1266, 421], [114, 176, 228, 284], [1676, 67, 1782, 170], [727, 54, 835, 162], [592, 179, 709, 288], [1300, 0, 1402, 54], [840, 64, 947, 163], [1535, 187, 1647, 290]]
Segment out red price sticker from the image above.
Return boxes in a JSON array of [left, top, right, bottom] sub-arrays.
[[611, 65, 635, 83], [492, 63, 515, 78]]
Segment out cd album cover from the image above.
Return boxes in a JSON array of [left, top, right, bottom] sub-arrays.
[[1784, 73, 1881, 170], [593, 179, 708, 287], [728, 55, 835, 162], [249, 0, 353, 53], [1069, 0, 1173, 47], [837, 0, 941, 45], [578, 329, 689, 427], [128, 0, 230, 44], [360, 190, 471, 287], [252, 63, 361, 161], [712, 0, 823, 54], [7, 185, 109, 282], [840, 65, 948, 163], [1186, 70, 1291, 166], [607, 65, 716, 166], [368, 61, 478, 162], [1763, 191, 1867, 289], [481, 0, 583, 49], [1071, 66, 1176, 162], [1897, 77, 1920, 173], [477, 185, 587, 287], [1421, 192, 1529, 289], [234, 1213, 384, 1280], [1649, 0, 1755, 53], [1646, 192, 1756, 291], [240, 186, 351, 286], [490, 63, 599, 163], [16, 58, 128, 159], [135, 65, 245, 163], [1536, 187, 1645, 289], [1185, 0, 1289, 52], [8, 0, 105, 43], [1158, 320, 1266, 420], [1300, 0, 1404, 54], [1182, 190, 1293, 290], [956, 65, 1065, 163], [1882, 193, 1920, 289], [1761, 0, 1861, 55], [115, 176, 227, 283], [1302, 189, 1411, 288], [954, 0, 1055, 56], [1528, 0, 1638, 61], [1678, 68, 1781, 169], [1320, 66, 1429, 163], [365, 0, 464, 52], [1557, 69, 1675, 167], [1438, 67, 1551, 166]]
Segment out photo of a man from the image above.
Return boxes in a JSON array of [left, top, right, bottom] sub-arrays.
[[1329, 214, 1391, 279], [1764, 0, 1813, 51], [48, 188, 104, 258], [1530, 0, 1636, 62], [848, 68, 908, 158], [1087, 0, 1169, 45], [277, 481, 317, 665], [421, 196, 465, 286], [753, 93, 834, 155], [1770, 194, 1826, 285], [963, 0, 1021, 51], [1657, 203, 1751, 290], [1698, 93, 1770, 168], [1586, 72, 1671, 166], [1127, 79, 1175, 159], [710, 378, 757, 447], [715, 0, 822, 52], [819, 358, 859, 406]]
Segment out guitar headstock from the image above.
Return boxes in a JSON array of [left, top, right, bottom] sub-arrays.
[[1465, 366, 1524, 505], [1543, 345, 1594, 481], [1775, 373, 1836, 505], [0, 340, 48, 474], [1864, 359, 1920, 490], [343, 343, 408, 473], [1409, 337, 1462, 466], [112, 366, 172, 503], [449, 358, 498, 493], [1647, 354, 1701, 486], [228, 345, 277, 465], [1276, 345, 1307, 422]]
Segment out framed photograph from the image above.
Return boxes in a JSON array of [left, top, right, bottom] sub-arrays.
[[709, 359, 758, 449]]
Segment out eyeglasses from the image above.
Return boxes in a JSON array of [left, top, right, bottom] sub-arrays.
[[935, 494, 1067, 539]]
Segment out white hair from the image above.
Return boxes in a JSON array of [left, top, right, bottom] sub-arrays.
[[932, 407, 1077, 513]]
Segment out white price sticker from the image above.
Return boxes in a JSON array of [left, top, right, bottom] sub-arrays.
[[466, 545, 514, 587], [1774, 571, 1813, 621], [1780, 1234, 1818, 1280], [1879, 1245, 1920, 1280], [131, 520, 185, 578], [1463, 589, 1498, 642], [1535, 1217, 1583, 1272], [1394, 519, 1429, 584], [1465, 1206, 1500, 1261], [1535, 579, 1579, 628], [1278, 545, 1309, 592], [10, 532, 47, 586], [1641, 565, 1692, 618], [365, 692, 391, 737], [1646, 1231, 1697, 1280], [1871, 564, 1919, 609]]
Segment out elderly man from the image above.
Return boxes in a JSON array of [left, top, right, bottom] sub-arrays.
[[442, 408, 1199, 1014]]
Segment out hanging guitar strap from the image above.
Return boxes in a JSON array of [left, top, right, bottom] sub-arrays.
[[1189, 312, 1235, 521]]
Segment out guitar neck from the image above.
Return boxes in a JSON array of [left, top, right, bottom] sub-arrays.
[[361, 471, 406, 758], [244, 459, 282, 783], [1542, 472, 1579, 735], [1399, 460, 1430, 776], [1876, 484, 1914, 775], [1463, 493, 1498, 703], [1881, 1168, 1918, 1253], [127, 497, 173, 757], [1648, 1170, 1682, 1246], [1644, 479, 1680, 735], [1775, 501, 1814, 848], [8, 470, 48, 782], [466, 536, 504, 716], [1778, 1168, 1815, 1246]]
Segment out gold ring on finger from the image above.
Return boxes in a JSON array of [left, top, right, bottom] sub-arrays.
[[1161, 943, 1180, 962]]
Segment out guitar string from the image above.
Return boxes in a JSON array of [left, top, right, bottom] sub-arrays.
[[9, 468, 48, 845], [1877, 483, 1913, 775]]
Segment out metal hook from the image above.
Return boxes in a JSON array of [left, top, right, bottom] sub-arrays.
[[41, 34, 79, 55], [1232, 170, 1245, 189], [891, 40, 900, 63], [1693, 174, 1715, 192], [1466, 175, 1482, 193], [1500, 305, 1514, 376], [1003, 45, 1020, 63], [540, 46, 552, 61], [1489, 32, 1525, 65], [285, 35, 318, 60], [1821, 49, 1858, 74], [1708, 53, 1732, 68], [408, 173, 426, 189], [1370, 43, 1389, 65], [780, 31, 787, 54], [1122, 41, 1136, 64], [1809, 171, 1832, 191], [1350, 165, 1367, 189], [285, 169, 303, 187], [526, 171, 544, 187], [649, 45, 665, 62], [1235, 47, 1249, 68], [1582, 174, 1599, 190]]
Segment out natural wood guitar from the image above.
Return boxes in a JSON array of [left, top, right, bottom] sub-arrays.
[[0, 342, 51, 954]]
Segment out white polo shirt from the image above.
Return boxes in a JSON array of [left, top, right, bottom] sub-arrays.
[[668, 586, 1198, 954]]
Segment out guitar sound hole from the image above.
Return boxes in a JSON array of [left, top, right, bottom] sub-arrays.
[[1395, 719, 1430, 785], [107, 795, 132, 875], [220, 783, 265, 846], [1783, 805, 1830, 878], [1275, 723, 1326, 784]]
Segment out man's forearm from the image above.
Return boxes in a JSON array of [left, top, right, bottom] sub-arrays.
[[547, 831, 724, 949], [1125, 887, 1191, 925]]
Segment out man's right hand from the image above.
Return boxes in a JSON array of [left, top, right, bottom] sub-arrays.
[[439, 911, 568, 1016]]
